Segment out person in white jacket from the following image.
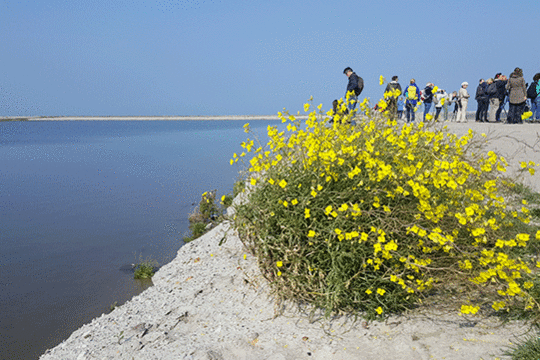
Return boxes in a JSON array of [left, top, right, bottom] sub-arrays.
[[434, 89, 448, 121], [456, 82, 470, 123]]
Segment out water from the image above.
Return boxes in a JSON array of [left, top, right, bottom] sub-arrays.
[[0, 120, 279, 360]]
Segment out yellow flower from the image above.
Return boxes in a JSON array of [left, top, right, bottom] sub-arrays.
[[379, 75, 384, 85], [291, 199, 298, 205], [250, 178, 257, 186], [492, 301, 505, 311], [365, 289, 372, 294], [376, 288, 386, 296], [283, 200, 288, 207], [425, 114, 433, 121], [308, 230, 316, 237], [276, 261, 283, 267], [243, 123, 250, 133], [277, 271, 282, 276], [279, 179, 287, 188], [305, 208, 311, 218], [375, 307, 383, 314], [304, 103, 310, 112]]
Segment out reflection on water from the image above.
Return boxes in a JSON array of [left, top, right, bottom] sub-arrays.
[[0, 120, 280, 360]]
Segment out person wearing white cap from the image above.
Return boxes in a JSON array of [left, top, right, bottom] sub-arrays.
[[456, 82, 470, 122]]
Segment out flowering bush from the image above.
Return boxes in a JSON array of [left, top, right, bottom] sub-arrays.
[[232, 97, 540, 320]]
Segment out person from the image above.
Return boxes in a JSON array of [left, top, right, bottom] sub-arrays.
[[441, 89, 450, 121], [397, 96, 405, 119], [456, 82, 470, 123], [343, 67, 364, 112], [506, 67, 527, 124], [486, 78, 498, 122], [404, 79, 420, 123], [528, 73, 540, 121], [475, 79, 489, 122], [447, 91, 459, 121], [434, 89, 448, 121], [385, 75, 402, 119], [494, 73, 508, 122], [422, 83, 434, 121]]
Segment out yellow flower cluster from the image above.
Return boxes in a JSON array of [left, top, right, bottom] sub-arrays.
[[232, 96, 540, 318]]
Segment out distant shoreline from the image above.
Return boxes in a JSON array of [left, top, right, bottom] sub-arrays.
[[0, 115, 309, 121]]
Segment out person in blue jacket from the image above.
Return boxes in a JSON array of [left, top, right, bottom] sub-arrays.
[[343, 67, 364, 111], [404, 79, 420, 123], [422, 83, 434, 121]]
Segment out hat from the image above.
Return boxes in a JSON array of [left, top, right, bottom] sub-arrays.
[[343, 67, 353, 74], [461, 82, 468, 86]]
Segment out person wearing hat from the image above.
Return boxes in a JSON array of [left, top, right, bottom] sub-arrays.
[[343, 67, 364, 111], [456, 82, 470, 123]]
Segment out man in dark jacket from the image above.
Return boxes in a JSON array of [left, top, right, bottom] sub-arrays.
[[422, 83, 434, 121], [344, 67, 364, 111], [385, 75, 402, 119], [494, 73, 508, 122], [475, 79, 489, 122]]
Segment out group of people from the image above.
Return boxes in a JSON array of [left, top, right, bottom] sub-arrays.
[[475, 69, 540, 124], [341, 67, 540, 124]]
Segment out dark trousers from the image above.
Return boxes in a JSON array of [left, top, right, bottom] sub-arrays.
[[435, 107, 442, 120], [476, 99, 489, 122], [507, 101, 526, 124], [496, 97, 505, 122], [406, 103, 415, 122]]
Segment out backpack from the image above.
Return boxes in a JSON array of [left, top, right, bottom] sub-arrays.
[[407, 85, 417, 100], [528, 81, 538, 99], [357, 76, 364, 95], [486, 83, 497, 96]]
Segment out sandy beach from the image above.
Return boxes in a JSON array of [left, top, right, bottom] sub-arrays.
[[39, 120, 540, 360]]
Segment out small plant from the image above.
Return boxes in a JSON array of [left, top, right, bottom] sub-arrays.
[[108, 301, 118, 313], [133, 258, 158, 279], [184, 190, 232, 242], [504, 333, 540, 360], [115, 330, 125, 345]]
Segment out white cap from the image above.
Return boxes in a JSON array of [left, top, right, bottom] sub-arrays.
[[461, 82, 468, 86]]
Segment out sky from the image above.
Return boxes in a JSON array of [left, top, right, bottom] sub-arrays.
[[1, 0, 539, 116]]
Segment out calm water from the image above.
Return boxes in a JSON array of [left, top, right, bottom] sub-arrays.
[[0, 120, 279, 360]]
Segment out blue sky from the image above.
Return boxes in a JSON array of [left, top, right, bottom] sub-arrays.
[[1, 0, 539, 116]]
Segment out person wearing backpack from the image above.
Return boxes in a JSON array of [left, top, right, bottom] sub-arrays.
[[385, 75, 402, 119], [404, 79, 420, 123], [475, 79, 489, 122], [528, 73, 540, 122], [343, 67, 364, 112]]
